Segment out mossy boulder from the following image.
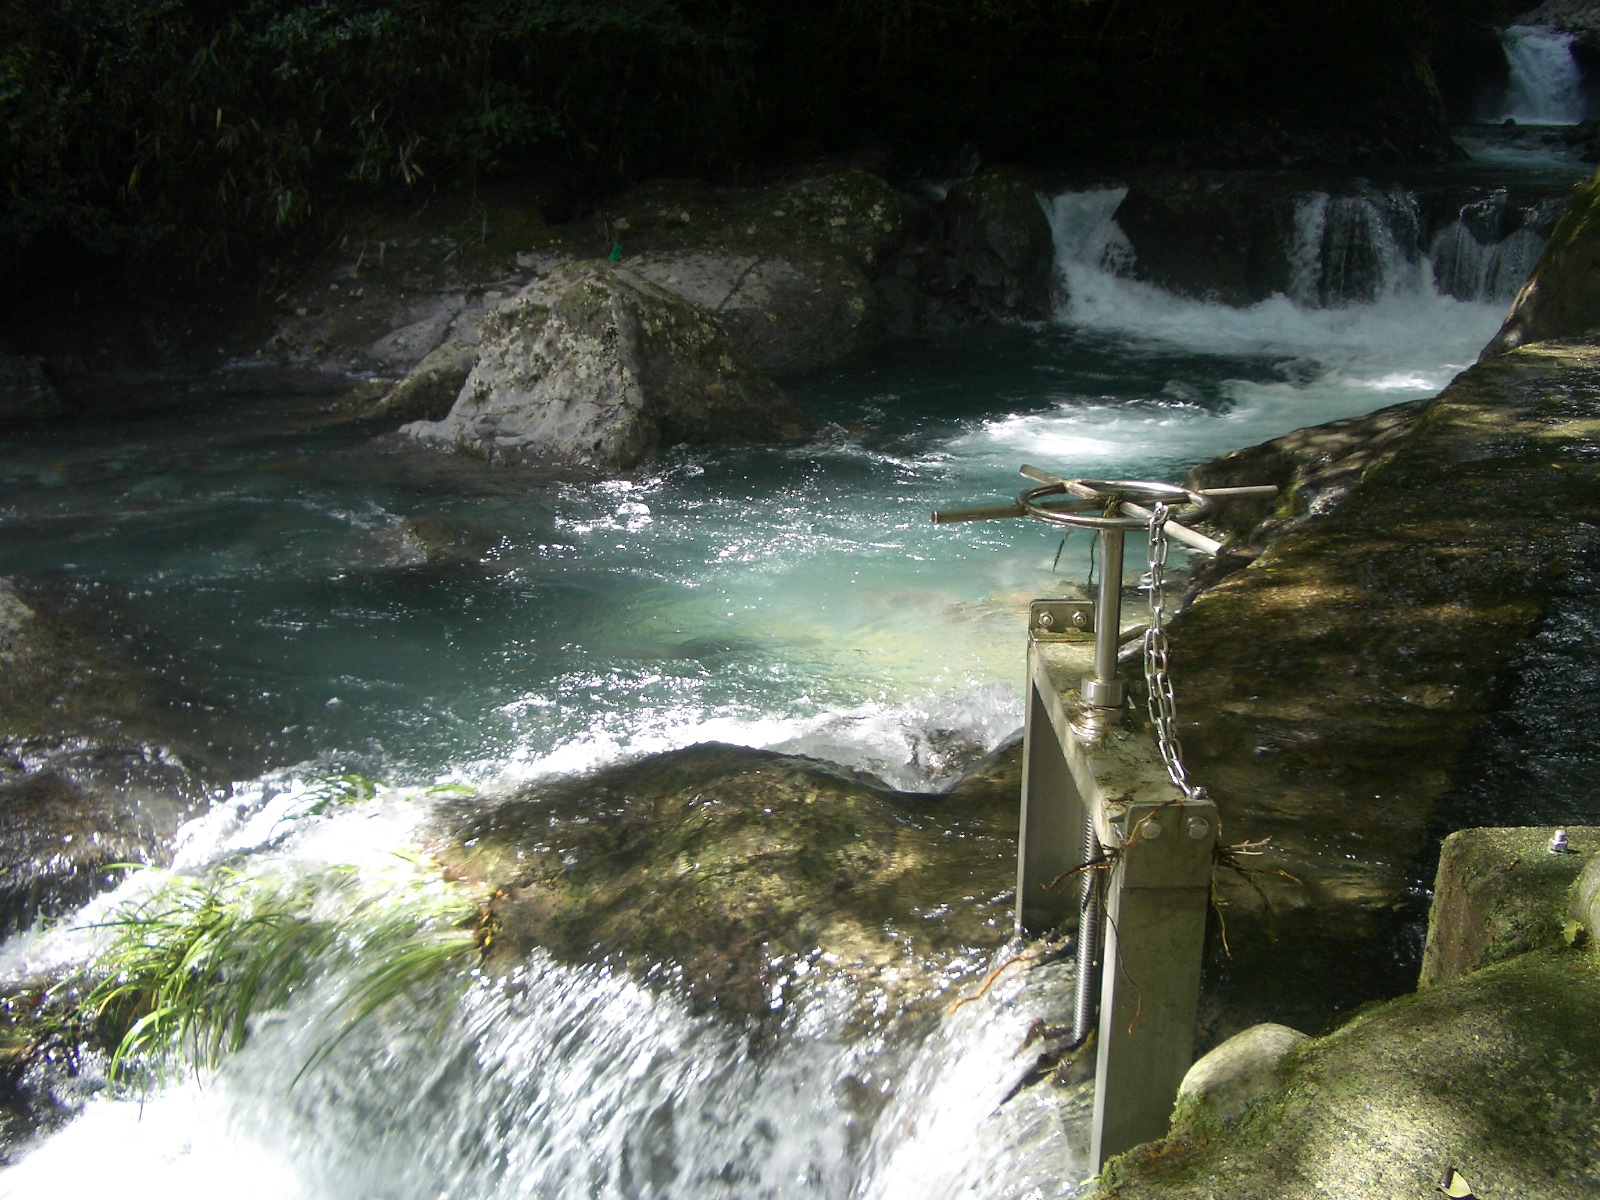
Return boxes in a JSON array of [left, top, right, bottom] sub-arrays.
[[401, 260, 811, 471], [1098, 829, 1600, 1200], [1421, 826, 1600, 988], [430, 742, 1018, 1022], [1096, 946, 1600, 1200]]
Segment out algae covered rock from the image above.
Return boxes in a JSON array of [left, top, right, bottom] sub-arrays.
[[1096, 824, 1600, 1200], [1097, 947, 1600, 1200], [402, 260, 811, 471], [1175, 1022, 1306, 1127], [431, 742, 1017, 1022], [1420, 825, 1600, 988]]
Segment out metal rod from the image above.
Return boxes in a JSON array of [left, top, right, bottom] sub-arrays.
[[1114, 501, 1223, 556], [1082, 529, 1126, 707], [1073, 816, 1104, 1044]]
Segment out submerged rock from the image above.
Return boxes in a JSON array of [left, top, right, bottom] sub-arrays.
[[402, 260, 811, 471], [431, 742, 1017, 1023]]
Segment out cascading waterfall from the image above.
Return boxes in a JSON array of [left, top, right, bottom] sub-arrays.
[[1498, 25, 1589, 124], [0, 163, 1567, 1195]]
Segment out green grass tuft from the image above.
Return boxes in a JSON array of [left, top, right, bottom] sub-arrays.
[[73, 862, 481, 1092]]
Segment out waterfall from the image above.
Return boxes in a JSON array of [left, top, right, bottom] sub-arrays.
[[1286, 190, 1424, 307], [1047, 185, 1532, 316], [1498, 25, 1588, 124]]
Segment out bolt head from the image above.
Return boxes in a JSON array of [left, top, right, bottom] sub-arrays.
[[1038, 611, 1055, 628], [1186, 817, 1210, 841]]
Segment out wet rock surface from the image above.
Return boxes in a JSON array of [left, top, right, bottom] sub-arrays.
[[431, 741, 1019, 1024], [1165, 337, 1600, 1040], [0, 577, 231, 931]]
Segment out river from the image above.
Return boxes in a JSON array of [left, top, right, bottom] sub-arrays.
[[0, 126, 1589, 1196]]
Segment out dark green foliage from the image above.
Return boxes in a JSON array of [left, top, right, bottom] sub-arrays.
[[1, 0, 1484, 277]]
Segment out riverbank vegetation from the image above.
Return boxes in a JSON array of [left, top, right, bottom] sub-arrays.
[[1, 0, 1513, 294]]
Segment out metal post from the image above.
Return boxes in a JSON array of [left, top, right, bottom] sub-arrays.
[[1016, 631, 1218, 1174], [1084, 530, 1126, 709], [933, 469, 1270, 1177], [1090, 798, 1216, 1170]]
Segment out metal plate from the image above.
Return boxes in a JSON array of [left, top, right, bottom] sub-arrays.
[[1030, 599, 1095, 641]]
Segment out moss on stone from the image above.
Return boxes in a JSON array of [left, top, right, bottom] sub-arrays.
[[431, 742, 1017, 1022], [1099, 946, 1600, 1200]]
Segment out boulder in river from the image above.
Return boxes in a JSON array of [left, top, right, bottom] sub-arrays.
[[430, 741, 1018, 1024], [402, 260, 812, 471]]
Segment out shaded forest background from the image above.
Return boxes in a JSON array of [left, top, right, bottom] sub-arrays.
[[1, 0, 1524, 297]]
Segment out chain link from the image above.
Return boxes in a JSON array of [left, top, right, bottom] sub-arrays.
[[1143, 502, 1199, 798]]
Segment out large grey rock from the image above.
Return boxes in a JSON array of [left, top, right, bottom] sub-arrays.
[[627, 247, 882, 374], [402, 260, 810, 471]]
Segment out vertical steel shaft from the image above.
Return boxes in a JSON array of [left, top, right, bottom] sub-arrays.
[[1072, 815, 1104, 1044], [1081, 529, 1127, 708]]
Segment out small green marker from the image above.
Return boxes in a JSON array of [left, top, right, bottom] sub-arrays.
[[608, 242, 623, 262]]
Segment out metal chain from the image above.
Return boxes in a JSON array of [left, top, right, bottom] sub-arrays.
[[1143, 502, 1199, 798]]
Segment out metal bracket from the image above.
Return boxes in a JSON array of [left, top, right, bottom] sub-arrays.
[[1030, 599, 1095, 640]]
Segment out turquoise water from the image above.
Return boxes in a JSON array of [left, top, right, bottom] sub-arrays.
[[0, 296, 1506, 794]]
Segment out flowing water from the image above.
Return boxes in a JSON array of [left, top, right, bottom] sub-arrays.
[[0, 155, 1581, 1196], [1497, 25, 1589, 125]]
